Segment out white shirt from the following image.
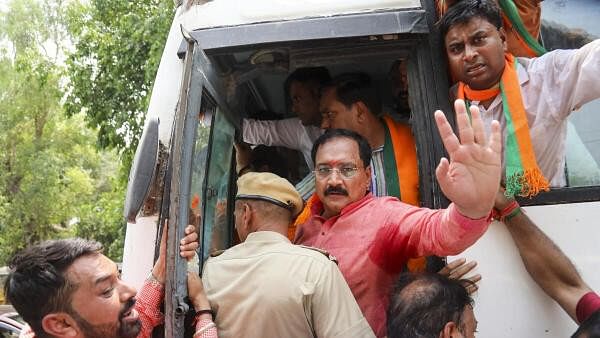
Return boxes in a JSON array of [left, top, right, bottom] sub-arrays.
[[243, 117, 323, 168], [454, 39, 600, 187]]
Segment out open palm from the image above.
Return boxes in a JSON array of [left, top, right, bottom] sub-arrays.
[[434, 99, 502, 219]]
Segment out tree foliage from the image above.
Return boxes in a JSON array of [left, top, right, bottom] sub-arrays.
[[65, 0, 175, 175], [0, 0, 127, 264]]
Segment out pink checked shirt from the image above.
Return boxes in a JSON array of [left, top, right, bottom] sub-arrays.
[[294, 193, 491, 337]]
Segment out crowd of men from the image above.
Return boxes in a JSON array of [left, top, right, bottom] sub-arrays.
[[4, 0, 600, 337]]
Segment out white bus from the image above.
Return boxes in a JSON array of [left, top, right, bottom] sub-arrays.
[[122, 1, 600, 336]]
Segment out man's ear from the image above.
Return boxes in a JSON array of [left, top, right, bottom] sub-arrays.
[[498, 26, 508, 51], [242, 203, 252, 229], [364, 165, 372, 190], [440, 321, 460, 338], [42, 313, 80, 337], [354, 101, 369, 122]]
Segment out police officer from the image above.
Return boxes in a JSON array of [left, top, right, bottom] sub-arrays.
[[201, 172, 374, 338]]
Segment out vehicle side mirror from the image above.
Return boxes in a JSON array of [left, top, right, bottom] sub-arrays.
[[124, 116, 159, 223]]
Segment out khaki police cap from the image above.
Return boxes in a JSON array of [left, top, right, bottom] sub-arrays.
[[236, 172, 303, 217]]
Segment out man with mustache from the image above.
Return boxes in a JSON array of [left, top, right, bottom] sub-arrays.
[[294, 99, 502, 337], [5, 225, 201, 338], [440, 0, 600, 195], [201, 172, 375, 338]]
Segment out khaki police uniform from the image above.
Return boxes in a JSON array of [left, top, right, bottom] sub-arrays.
[[202, 231, 375, 338]]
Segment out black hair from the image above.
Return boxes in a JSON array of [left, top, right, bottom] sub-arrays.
[[311, 128, 372, 168], [438, 0, 503, 40], [572, 309, 600, 338], [284, 66, 331, 102], [4, 238, 104, 337], [250, 145, 289, 178], [387, 272, 474, 338], [323, 72, 382, 116]]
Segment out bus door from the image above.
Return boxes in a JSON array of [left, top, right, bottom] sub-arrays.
[[162, 34, 238, 338]]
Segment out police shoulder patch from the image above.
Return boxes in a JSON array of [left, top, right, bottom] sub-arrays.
[[297, 245, 338, 264], [209, 249, 226, 257]]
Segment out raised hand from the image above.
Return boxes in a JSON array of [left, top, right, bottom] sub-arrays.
[[152, 221, 199, 283], [434, 99, 502, 219]]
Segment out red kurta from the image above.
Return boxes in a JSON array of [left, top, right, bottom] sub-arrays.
[[294, 193, 491, 337]]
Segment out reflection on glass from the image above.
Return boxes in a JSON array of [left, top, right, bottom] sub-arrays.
[[199, 104, 235, 260], [190, 98, 214, 229], [541, 1, 600, 187]]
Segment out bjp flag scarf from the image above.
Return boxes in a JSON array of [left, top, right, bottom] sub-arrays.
[[457, 53, 549, 197]]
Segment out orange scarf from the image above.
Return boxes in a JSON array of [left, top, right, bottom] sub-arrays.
[[457, 53, 549, 197]]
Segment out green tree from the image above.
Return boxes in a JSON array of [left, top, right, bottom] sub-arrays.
[[65, 0, 175, 175], [0, 0, 126, 264]]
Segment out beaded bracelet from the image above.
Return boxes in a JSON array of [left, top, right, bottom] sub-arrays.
[[493, 200, 520, 222], [503, 207, 522, 222]]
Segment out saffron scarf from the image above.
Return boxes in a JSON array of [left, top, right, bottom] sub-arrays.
[[381, 116, 420, 206], [457, 53, 549, 197], [498, 0, 547, 57]]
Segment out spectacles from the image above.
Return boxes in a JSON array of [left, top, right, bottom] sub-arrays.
[[314, 166, 359, 179], [322, 111, 336, 121]]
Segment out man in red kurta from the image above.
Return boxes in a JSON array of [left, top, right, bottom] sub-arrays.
[[295, 100, 502, 337]]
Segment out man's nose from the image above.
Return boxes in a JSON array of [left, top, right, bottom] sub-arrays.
[[326, 170, 344, 184], [463, 44, 478, 61], [320, 118, 330, 129], [118, 281, 137, 302]]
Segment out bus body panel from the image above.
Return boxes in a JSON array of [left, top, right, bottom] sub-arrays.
[[180, 0, 421, 31], [121, 6, 187, 289], [451, 202, 600, 337]]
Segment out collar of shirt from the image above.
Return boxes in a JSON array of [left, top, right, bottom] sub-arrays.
[[245, 230, 291, 244], [466, 61, 530, 113]]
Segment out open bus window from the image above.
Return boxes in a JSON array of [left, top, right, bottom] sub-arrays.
[[541, 0, 600, 188]]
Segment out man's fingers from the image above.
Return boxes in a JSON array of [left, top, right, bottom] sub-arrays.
[[180, 231, 198, 245], [488, 120, 502, 155], [180, 242, 199, 255], [440, 258, 467, 275], [455, 99, 474, 145], [463, 274, 481, 295], [470, 105, 486, 145], [159, 219, 168, 256], [468, 274, 482, 284], [435, 110, 460, 156], [435, 157, 450, 188], [185, 224, 196, 235], [451, 260, 478, 279]]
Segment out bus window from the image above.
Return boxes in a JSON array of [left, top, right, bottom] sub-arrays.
[[189, 98, 214, 229], [197, 104, 235, 261], [541, 0, 600, 188]]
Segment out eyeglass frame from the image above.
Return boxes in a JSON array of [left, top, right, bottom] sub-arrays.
[[313, 165, 363, 180]]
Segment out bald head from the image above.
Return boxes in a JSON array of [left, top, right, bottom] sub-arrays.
[[387, 272, 475, 338]]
